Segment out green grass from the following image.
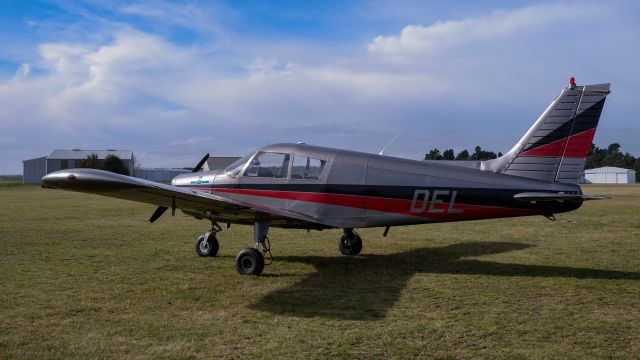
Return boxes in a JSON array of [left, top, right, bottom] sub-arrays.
[[0, 179, 24, 188], [1, 184, 639, 359]]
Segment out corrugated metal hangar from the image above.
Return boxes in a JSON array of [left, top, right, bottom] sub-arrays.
[[138, 168, 191, 182], [23, 150, 134, 184], [584, 167, 636, 184], [138, 156, 240, 182], [23, 150, 240, 184]]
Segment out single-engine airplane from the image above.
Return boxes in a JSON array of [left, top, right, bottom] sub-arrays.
[[42, 79, 610, 276]]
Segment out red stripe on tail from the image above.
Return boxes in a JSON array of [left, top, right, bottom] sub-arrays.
[[520, 128, 596, 158]]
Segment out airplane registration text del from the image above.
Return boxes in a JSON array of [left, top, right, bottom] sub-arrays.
[[410, 190, 464, 214]]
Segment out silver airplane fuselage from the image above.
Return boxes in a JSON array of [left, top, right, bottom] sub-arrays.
[[171, 143, 583, 230]]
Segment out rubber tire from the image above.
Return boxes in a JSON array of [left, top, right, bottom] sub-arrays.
[[195, 234, 219, 257], [339, 233, 362, 255], [235, 248, 265, 275]]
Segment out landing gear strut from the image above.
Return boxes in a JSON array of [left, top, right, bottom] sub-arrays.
[[339, 228, 362, 256], [195, 222, 221, 257], [235, 221, 271, 276]]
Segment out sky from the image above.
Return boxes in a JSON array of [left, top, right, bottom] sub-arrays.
[[1, 0, 639, 173]]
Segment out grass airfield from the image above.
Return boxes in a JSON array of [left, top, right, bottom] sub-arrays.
[[1, 182, 639, 359]]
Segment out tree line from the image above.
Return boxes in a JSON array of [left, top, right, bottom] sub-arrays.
[[425, 143, 639, 181], [424, 146, 503, 161], [77, 154, 130, 175]]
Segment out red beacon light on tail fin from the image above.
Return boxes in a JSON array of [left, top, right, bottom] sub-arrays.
[[569, 76, 576, 89]]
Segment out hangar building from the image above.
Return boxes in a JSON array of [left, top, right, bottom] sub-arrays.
[[584, 167, 636, 184], [23, 149, 134, 184], [203, 157, 241, 171], [138, 156, 241, 182], [139, 168, 191, 182], [23, 152, 241, 184]]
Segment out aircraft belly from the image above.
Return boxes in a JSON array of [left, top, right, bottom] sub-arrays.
[[316, 203, 365, 228], [362, 194, 543, 227], [364, 210, 426, 227], [213, 191, 292, 214], [210, 186, 365, 228], [287, 196, 319, 221]]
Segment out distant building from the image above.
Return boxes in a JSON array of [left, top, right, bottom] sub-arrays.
[[139, 168, 191, 182], [584, 167, 636, 184], [203, 157, 241, 171], [22, 157, 48, 184], [23, 151, 241, 184], [22, 149, 134, 184]]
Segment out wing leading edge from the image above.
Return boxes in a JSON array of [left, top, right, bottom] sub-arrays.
[[41, 169, 324, 228]]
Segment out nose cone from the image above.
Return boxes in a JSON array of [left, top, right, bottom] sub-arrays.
[[42, 170, 78, 189]]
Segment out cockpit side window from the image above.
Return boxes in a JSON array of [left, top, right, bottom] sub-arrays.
[[245, 152, 290, 178], [291, 155, 326, 180]]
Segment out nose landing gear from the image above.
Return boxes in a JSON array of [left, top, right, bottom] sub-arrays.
[[195, 222, 222, 257]]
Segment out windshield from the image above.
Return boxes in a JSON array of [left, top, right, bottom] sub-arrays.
[[224, 152, 254, 178]]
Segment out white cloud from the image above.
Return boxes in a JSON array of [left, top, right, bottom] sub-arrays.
[[368, 4, 600, 60], [247, 57, 294, 76], [118, 1, 229, 37], [11, 64, 31, 82], [1, 2, 639, 174]]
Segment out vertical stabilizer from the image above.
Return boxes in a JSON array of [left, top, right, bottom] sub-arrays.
[[482, 80, 610, 183]]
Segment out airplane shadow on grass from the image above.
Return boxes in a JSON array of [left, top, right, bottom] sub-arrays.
[[250, 242, 640, 320]]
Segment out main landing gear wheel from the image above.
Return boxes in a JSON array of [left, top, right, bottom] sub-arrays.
[[195, 234, 219, 257], [339, 230, 362, 256], [235, 248, 265, 275]]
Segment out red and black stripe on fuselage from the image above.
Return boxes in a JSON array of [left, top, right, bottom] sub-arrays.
[[181, 183, 582, 228]]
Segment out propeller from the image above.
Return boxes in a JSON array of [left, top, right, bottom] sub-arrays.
[[149, 206, 168, 223], [149, 198, 177, 223], [149, 153, 208, 223], [192, 153, 210, 173]]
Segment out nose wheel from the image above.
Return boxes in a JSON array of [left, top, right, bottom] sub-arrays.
[[339, 228, 362, 255], [195, 232, 219, 257], [195, 221, 222, 257]]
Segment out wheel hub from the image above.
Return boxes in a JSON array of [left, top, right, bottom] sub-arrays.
[[199, 241, 209, 252], [241, 257, 253, 270]]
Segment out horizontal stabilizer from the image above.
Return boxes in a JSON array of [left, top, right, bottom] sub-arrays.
[[513, 192, 607, 202], [580, 195, 608, 201]]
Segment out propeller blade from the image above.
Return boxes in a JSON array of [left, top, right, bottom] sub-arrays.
[[192, 153, 210, 173], [149, 206, 168, 223]]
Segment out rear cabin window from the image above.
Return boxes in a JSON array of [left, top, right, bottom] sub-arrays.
[[291, 155, 326, 180], [245, 152, 290, 178]]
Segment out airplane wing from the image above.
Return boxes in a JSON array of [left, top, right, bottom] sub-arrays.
[[41, 169, 324, 228], [513, 192, 607, 202]]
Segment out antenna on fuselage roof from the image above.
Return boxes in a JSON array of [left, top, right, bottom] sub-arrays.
[[378, 125, 406, 155]]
